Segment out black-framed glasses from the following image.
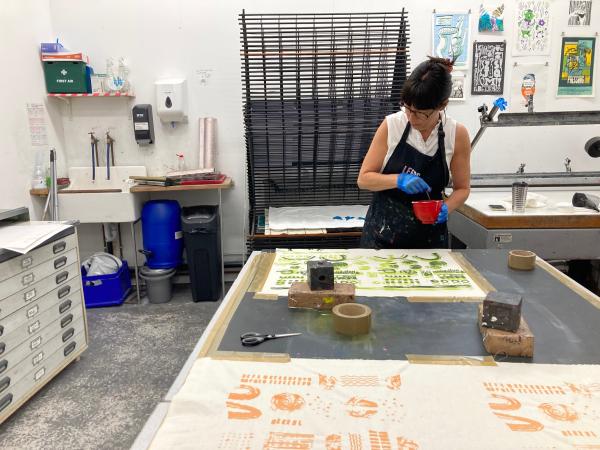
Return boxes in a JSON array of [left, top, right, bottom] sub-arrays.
[[400, 102, 436, 120]]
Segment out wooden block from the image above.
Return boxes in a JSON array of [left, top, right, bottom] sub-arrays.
[[479, 305, 534, 358], [482, 291, 522, 332], [288, 282, 355, 310]]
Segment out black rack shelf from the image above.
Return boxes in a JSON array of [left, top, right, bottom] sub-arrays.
[[240, 10, 410, 252]]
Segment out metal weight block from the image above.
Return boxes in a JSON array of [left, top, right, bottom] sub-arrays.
[[307, 260, 334, 291]]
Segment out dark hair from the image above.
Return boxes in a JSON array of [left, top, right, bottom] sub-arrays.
[[400, 56, 453, 110]]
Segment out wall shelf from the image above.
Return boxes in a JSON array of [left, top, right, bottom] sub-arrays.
[[47, 92, 135, 98]]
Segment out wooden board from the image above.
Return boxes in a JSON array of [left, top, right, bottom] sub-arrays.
[[478, 305, 534, 357], [288, 282, 355, 309], [457, 203, 600, 229], [129, 178, 232, 192]]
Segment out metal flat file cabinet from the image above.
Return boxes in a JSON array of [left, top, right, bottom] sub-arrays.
[[0, 222, 88, 425]]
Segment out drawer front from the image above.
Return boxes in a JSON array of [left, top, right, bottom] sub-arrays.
[[0, 270, 80, 337], [0, 291, 83, 362], [0, 331, 86, 418], [0, 317, 84, 392], [0, 263, 79, 321], [0, 248, 78, 302], [0, 234, 77, 284]]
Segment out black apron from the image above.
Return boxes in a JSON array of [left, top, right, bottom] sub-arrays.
[[360, 119, 450, 249]]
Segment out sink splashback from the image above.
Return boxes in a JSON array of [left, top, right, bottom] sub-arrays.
[[67, 166, 147, 191]]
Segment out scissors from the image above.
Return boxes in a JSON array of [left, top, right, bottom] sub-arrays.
[[240, 332, 302, 346]]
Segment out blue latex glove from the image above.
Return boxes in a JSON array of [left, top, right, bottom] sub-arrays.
[[494, 97, 508, 111], [434, 203, 449, 224], [396, 173, 431, 194]]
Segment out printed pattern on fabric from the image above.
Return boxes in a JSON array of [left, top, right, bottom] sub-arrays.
[[150, 358, 600, 449]]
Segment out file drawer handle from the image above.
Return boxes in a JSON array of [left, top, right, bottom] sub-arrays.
[[56, 271, 69, 285], [0, 393, 12, 412], [21, 256, 33, 269], [0, 378, 10, 395], [22, 273, 35, 286], [58, 286, 71, 299], [53, 241, 67, 254], [61, 314, 73, 328], [0, 343, 4, 356], [0, 360, 6, 375], [59, 299, 72, 314], [24, 288, 36, 303], [64, 342, 76, 357], [54, 256, 67, 270], [62, 328, 75, 342]]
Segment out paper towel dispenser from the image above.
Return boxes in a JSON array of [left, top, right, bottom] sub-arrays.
[[155, 79, 188, 123]]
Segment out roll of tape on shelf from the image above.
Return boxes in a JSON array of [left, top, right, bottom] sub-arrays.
[[332, 303, 372, 336]]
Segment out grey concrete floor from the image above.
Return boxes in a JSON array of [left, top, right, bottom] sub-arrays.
[[0, 285, 224, 450]]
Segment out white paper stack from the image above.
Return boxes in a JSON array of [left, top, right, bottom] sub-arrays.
[[0, 222, 71, 254]]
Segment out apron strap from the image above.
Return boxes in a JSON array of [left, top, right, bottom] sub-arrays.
[[437, 120, 450, 189]]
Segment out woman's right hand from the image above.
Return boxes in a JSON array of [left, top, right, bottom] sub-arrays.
[[396, 173, 431, 194]]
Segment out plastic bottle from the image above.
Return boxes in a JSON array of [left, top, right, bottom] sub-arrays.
[[176, 153, 186, 172], [31, 149, 47, 189]]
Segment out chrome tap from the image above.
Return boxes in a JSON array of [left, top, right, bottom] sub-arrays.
[[516, 163, 526, 174], [564, 157, 572, 173]]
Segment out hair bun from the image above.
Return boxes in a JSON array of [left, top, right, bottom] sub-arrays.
[[427, 56, 455, 73]]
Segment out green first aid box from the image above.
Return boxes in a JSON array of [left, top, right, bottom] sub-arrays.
[[43, 60, 88, 93]]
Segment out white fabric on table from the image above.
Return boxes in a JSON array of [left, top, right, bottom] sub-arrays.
[[151, 357, 600, 449]]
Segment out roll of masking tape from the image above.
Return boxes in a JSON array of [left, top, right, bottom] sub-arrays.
[[332, 303, 372, 336], [508, 250, 536, 271]]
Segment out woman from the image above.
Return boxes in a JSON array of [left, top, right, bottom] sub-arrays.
[[357, 56, 471, 249]]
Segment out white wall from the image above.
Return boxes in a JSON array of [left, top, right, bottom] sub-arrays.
[[0, 0, 65, 217], [4, 0, 599, 261]]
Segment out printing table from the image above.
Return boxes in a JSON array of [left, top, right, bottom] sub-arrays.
[[133, 248, 600, 449], [449, 187, 600, 260]]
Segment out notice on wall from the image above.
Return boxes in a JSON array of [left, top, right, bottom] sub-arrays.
[[510, 62, 549, 112], [26, 103, 48, 147]]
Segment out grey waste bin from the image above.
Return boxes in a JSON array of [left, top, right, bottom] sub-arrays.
[[181, 205, 222, 301]]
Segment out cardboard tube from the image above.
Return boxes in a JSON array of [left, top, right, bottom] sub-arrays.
[[198, 117, 205, 169], [332, 303, 372, 336], [508, 250, 536, 271], [204, 117, 217, 169]]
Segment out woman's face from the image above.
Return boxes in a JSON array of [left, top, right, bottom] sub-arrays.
[[403, 103, 440, 131]]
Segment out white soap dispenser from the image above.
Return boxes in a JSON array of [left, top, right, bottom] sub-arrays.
[[155, 79, 188, 124]]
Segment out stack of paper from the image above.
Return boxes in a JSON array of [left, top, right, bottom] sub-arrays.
[[0, 222, 71, 254]]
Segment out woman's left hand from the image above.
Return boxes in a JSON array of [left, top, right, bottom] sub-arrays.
[[434, 203, 448, 224]]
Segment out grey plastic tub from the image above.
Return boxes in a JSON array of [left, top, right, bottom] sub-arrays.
[[140, 266, 176, 304]]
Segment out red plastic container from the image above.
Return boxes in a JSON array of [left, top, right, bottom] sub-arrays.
[[412, 200, 443, 224]]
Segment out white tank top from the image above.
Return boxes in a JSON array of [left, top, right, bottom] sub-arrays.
[[382, 111, 457, 172]]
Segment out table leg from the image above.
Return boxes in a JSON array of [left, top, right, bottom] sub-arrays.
[[219, 189, 225, 300], [131, 221, 141, 304]]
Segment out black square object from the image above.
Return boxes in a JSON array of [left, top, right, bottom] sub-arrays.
[[307, 260, 334, 291], [482, 292, 523, 332]]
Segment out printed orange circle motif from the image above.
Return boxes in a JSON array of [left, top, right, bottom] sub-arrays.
[[271, 393, 305, 412], [538, 403, 579, 422]]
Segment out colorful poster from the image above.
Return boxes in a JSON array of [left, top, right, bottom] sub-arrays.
[[258, 248, 487, 299], [568, 0, 593, 26], [432, 12, 471, 69], [510, 63, 549, 112], [558, 37, 596, 97], [479, 4, 505, 32], [449, 72, 467, 101], [471, 41, 506, 95], [514, 1, 551, 56]]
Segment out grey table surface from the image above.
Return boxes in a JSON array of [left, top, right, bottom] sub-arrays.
[[218, 249, 600, 364]]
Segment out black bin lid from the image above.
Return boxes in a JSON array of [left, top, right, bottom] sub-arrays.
[[181, 205, 219, 231]]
